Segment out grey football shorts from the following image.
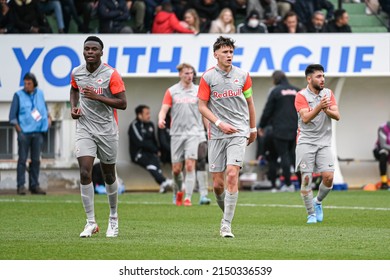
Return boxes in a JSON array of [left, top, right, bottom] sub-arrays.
[[75, 129, 118, 164], [295, 143, 335, 173], [208, 136, 247, 173], [171, 135, 199, 163]]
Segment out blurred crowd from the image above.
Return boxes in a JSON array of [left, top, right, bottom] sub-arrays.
[[1, 0, 389, 35]]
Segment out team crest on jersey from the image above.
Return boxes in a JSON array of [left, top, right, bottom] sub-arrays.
[[96, 78, 103, 84], [233, 79, 240, 84]]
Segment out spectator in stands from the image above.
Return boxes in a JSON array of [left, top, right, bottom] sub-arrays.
[[61, 0, 84, 33], [209, 7, 235, 33], [180, 8, 200, 33], [98, 0, 132, 33], [365, 0, 380, 15], [324, 8, 352, 32], [128, 105, 173, 193], [237, 9, 268, 33], [126, 0, 146, 33], [294, 0, 333, 26], [306, 10, 327, 32], [0, 0, 15, 33], [373, 121, 390, 190], [276, 0, 293, 18], [274, 10, 306, 33], [258, 70, 300, 192], [38, 0, 65, 33], [229, 0, 248, 27], [187, 0, 220, 33], [9, 0, 52, 33], [171, 0, 188, 19], [75, 0, 97, 33], [247, 0, 279, 32], [152, 0, 195, 33], [144, 0, 163, 32]]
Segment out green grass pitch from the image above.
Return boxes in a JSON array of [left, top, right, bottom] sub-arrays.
[[0, 190, 389, 260]]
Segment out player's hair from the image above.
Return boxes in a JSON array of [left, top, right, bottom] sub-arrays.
[[272, 70, 287, 85], [213, 36, 235, 52], [176, 62, 194, 72], [84, 36, 104, 50], [23, 72, 38, 87], [305, 64, 324, 77], [135, 104, 149, 116]]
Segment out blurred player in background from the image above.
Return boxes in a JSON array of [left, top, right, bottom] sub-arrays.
[[158, 62, 208, 206]]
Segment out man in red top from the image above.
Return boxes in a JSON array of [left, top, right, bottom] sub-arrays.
[[152, 0, 195, 34]]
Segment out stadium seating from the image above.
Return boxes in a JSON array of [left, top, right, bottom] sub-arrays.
[[329, 0, 389, 32]]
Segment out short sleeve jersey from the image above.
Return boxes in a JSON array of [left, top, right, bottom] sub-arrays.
[[295, 86, 337, 146], [71, 62, 125, 136], [162, 82, 204, 136], [198, 65, 252, 140]]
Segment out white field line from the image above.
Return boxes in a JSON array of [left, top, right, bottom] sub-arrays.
[[0, 198, 389, 211]]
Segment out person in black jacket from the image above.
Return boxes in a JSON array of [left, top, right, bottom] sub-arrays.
[[97, 0, 132, 33], [324, 8, 352, 33], [258, 70, 300, 192], [128, 105, 172, 193]]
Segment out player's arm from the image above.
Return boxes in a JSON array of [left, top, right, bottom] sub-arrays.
[[82, 70, 127, 110], [322, 92, 340, 121], [198, 99, 238, 134], [323, 104, 340, 121], [70, 75, 81, 119], [83, 87, 127, 110], [198, 76, 237, 134], [202, 116, 209, 130], [242, 74, 256, 144], [295, 93, 324, 124], [246, 95, 257, 145], [158, 104, 170, 129]]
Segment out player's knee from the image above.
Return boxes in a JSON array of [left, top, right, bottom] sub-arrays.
[[172, 165, 181, 175], [212, 173, 224, 190], [80, 168, 92, 183], [300, 173, 312, 192], [185, 160, 195, 172], [322, 173, 334, 187], [104, 173, 116, 185], [226, 167, 239, 184]]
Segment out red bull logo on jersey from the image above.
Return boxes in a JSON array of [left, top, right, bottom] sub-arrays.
[[173, 96, 197, 104], [212, 88, 242, 99], [79, 86, 103, 95]]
